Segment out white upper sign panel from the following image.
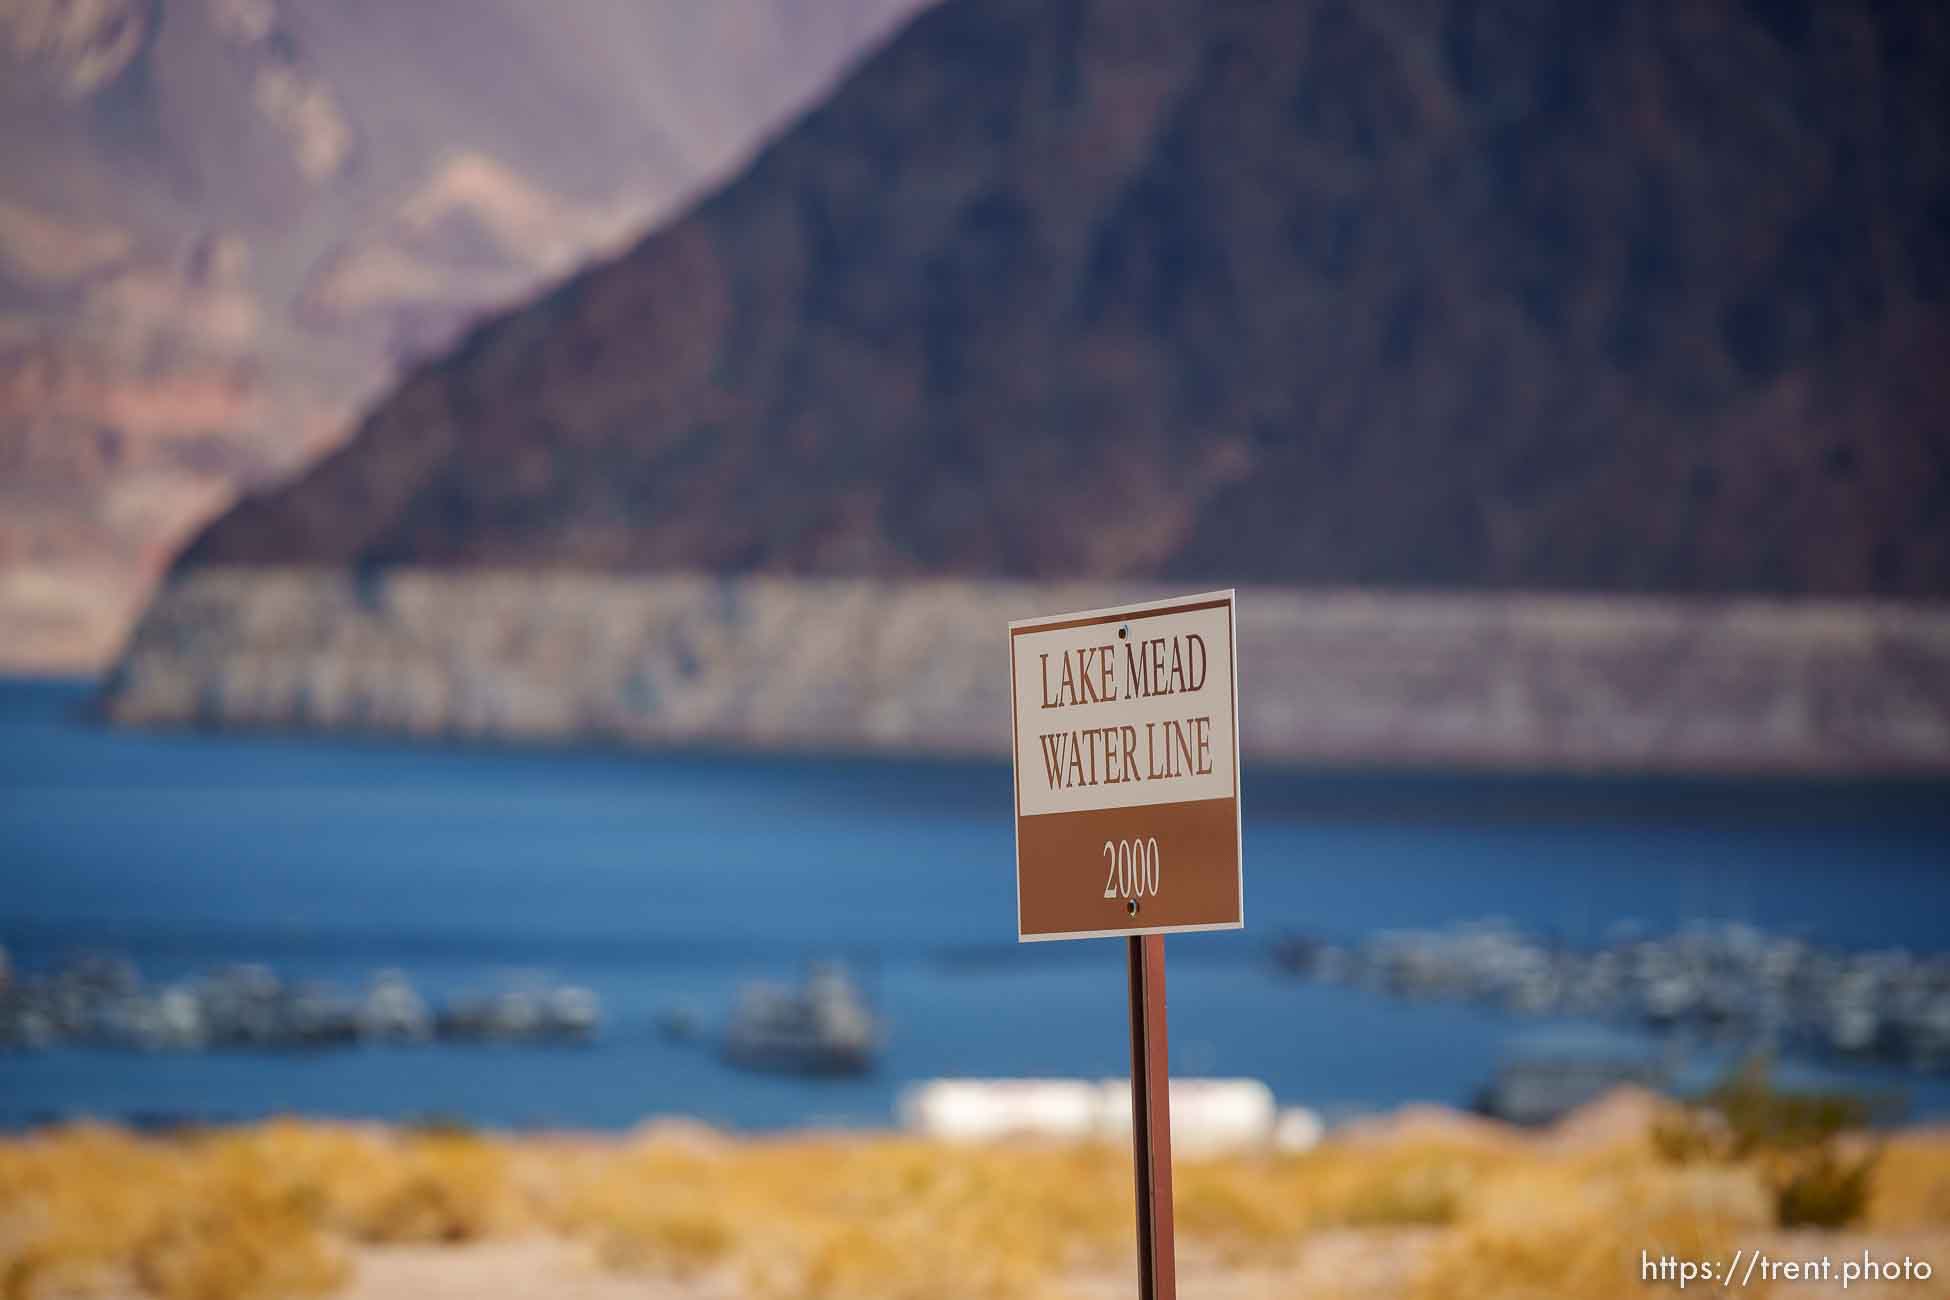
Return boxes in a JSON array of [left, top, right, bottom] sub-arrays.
[[1011, 591, 1238, 818]]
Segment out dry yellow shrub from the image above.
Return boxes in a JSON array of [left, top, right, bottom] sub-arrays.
[[0, 1123, 346, 1300], [1412, 1207, 1743, 1300], [1279, 1139, 1516, 1228], [555, 1136, 1130, 1299], [1867, 1133, 1950, 1229], [356, 1131, 521, 1243], [1409, 1131, 1811, 1300], [0, 1124, 180, 1295], [131, 1193, 347, 1300], [1174, 1157, 1299, 1254]]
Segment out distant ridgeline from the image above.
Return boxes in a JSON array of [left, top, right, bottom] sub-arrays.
[[105, 1, 1950, 771]]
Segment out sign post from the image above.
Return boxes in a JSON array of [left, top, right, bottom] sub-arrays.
[[1127, 931, 1174, 1300], [1009, 590, 1243, 1300]]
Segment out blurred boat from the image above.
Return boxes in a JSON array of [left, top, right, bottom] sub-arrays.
[[0, 951, 602, 1052], [1277, 921, 1950, 1077], [656, 1005, 704, 1042], [436, 985, 600, 1044], [722, 964, 879, 1075]]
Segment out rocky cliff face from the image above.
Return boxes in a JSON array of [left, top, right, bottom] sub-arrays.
[[0, 0, 927, 668], [171, 0, 1950, 597], [103, 0, 1950, 771]]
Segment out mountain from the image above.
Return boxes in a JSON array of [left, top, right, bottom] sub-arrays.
[[169, 0, 1950, 599], [0, 0, 928, 668]]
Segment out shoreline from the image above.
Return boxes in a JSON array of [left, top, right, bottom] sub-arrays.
[[101, 570, 1950, 776]]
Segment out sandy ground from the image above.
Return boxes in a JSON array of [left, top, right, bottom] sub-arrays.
[[345, 1239, 678, 1300], [53, 1211, 1950, 1300], [308, 1230, 1949, 1300], [333, 1233, 1439, 1300]]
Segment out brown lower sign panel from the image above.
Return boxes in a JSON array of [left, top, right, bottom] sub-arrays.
[[1017, 797, 1241, 938], [1011, 591, 1244, 941]]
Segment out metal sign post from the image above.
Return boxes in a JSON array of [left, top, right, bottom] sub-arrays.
[[1127, 933, 1175, 1300], [1007, 590, 1242, 1300]]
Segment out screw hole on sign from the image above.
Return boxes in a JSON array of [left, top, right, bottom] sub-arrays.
[[1127, 899, 1139, 916], [1118, 623, 1129, 639]]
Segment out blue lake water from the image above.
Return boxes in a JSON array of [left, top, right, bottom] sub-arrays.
[[3, 677, 1948, 1130]]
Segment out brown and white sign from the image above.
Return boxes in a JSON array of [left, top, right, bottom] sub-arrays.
[[1010, 591, 1243, 941]]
